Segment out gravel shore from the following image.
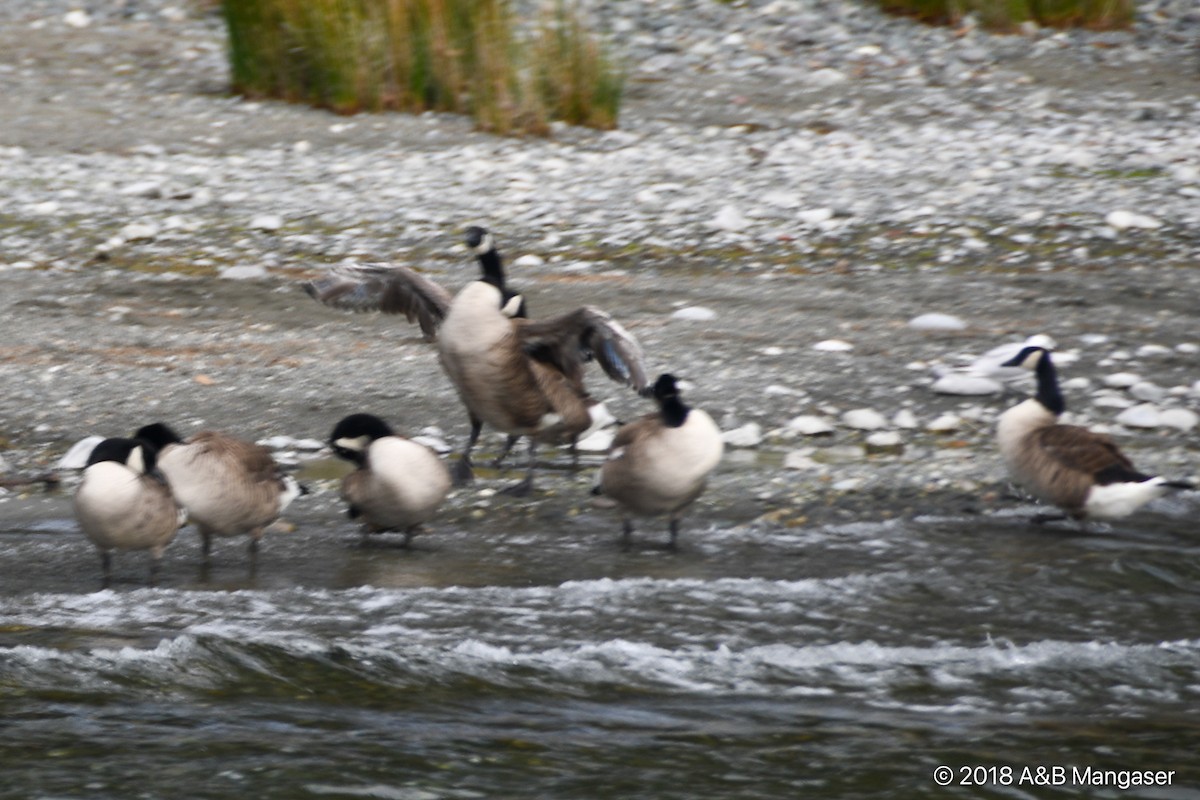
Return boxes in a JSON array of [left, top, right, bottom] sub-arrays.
[[1, 0, 1197, 528]]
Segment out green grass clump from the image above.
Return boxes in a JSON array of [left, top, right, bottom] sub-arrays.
[[874, 0, 1133, 30], [222, 0, 622, 135]]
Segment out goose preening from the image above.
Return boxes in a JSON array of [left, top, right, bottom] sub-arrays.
[[592, 374, 723, 549], [134, 423, 305, 561], [329, 413, 452, 546], [73, 437, 185, 586], [305, 226, 648, 495], [996, 345, 1193, 524]]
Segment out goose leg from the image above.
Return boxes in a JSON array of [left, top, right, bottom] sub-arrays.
[[200, 528, 213, 563], [620, 518, 634, 550], [453, 417, 483, 487], [667, 518, 681, 551], [500, 439, 537, 497], [491, 435, 520, 469], [100, 550, 112, 588], [1031, 511, 1068, 525]]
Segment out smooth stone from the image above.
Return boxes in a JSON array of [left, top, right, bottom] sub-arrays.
[[722, 422, 763, 448], [1159, 408, 1199, 432], [783, 451, 821, 470], [1105, 210, 1162, 230], [787, 415, 835, 436], [1061, 377, 1092, 391], [671, 306, 717, 322], [64, 10, 92, 28], [1103, 372, 1141, 389], [513, 254, 545, 267], [797, 207, 834, 226], [710, 205, 749, 232], [1129, 382, 1167, 403], [812, 339, 854, 352], [1135, 344, 1172, 358], [841, 408, 887, 431], [926, 414, 963, 433], [1176, 343, 1199, 355], [1115, 404, 1161, 428], [1092, 394, 1134, 409], [220, 264, 269, 280], [932, 374, 1004, 396], [865, 431, 904, 455], [892, 409, 918, 429], [120, 222, 159, 241], [56, 435, 105, 470], [251, 214, 284, 232], [908, 313, 967, 332]]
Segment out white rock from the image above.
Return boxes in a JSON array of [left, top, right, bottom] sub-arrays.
[[1061, 377, 1092, 391], [119, 222, 159, 241], [257, 435, 323, 451], [1159, 408, 1199, 432], [722, 422, 762, 448], [64, 10, 91, 28], [865, 431, 904, 453], [809, 68, 848, 87], [783, 451, 820, 470], [671, 306, 716, 322], [1105, 210, 1162, 230], [892, 409, 919, 429], [220, 264, 269, 280], [932, 374, 1004, 396], [1115, 404, 1161, 428], [812, 339, 853, 352], [513, 254, 545, 268], [710, 205, 749, 232], [797, 207, 834, 226], [57, 435, 105, 470], [1176, 343, 1199, 355], [909, 313, 967, 332], [841, 408, 887, 431], [787, 415, 835, 436], [1135, 344, 1172, 358], [764, 384, 802, 397], [1129, 382, 1166, 403], [1103, 372, 1141, 389], [251, 214, 284, 232], [1092, 394, 1134, 409], [926, 414, 963, 433]]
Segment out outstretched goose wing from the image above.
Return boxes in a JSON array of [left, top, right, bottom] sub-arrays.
[[518, 306, 647, 392], [303, 263, 453, 340]]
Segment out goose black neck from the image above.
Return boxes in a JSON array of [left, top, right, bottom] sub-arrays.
[[1034, 353, 1065, 415], [660, 396, 690, 428], [477, 247, 505, 292]]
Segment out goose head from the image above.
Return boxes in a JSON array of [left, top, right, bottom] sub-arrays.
[[134, 422, 184, 451], [651, 373, 690, 428], [86, 437, 160, 477], [330, 413, 395, 465], [1000, 344, 1064, 415]]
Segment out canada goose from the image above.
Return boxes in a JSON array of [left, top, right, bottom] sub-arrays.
[[73, 437, 185, 586], [593, 374, 724, 548], [996, 345, 1193, 523], [329, 413, 452, 546], [305, 226, 647, 495], [134, 423, 304, 561]]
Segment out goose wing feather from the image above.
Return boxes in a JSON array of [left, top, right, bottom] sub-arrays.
[[517, 306, 647, 391], [1034, 425, 1150, 484], [303, 263, 452, 340]]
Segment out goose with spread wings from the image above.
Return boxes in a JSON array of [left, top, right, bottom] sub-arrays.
[[305, 227, 648, 494]]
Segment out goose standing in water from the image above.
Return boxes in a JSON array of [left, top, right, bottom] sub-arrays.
[[73, 437, 185, 586], [593, 374, 723, 548], [329, 413, 451, 546], [305, 227, 647, 495], [996, 345, 1193, 524], [135, 423, 304, 562]]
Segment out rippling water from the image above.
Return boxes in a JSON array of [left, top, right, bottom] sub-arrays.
[[3, 492, 1199, 799]]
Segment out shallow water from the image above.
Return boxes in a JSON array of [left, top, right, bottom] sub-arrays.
[[2, 489, 1199, 799]]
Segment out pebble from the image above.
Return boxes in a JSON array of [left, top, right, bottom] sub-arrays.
[[1103, 372, 1141, 389], [710, 205, 749, 232], [220, 265, 270, 280], [926, 414, 963, 433], [671, 306, 716, 322], [251, 214, 284, 232], [1159, 408, 1199, 432], [1135, 344, 1172, 358], [721, 422, 762, 448], [513, 254, 545, 268], [1129, 382, 1167, 403], [892, 409, 918, 429], [909, 313, 967, 332], [931, 374, 1004, 396], [865, 431, 904, 455], [797, 208, 834, 226], [783, 451, 821, 471], [787, 415, 835, 436], [841, 408, 888, 431], [812, 339, 854, 353], [1115, 404, 1161, 428], [1105, 210, 1163, 230], [120, 222, 159, 242]]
